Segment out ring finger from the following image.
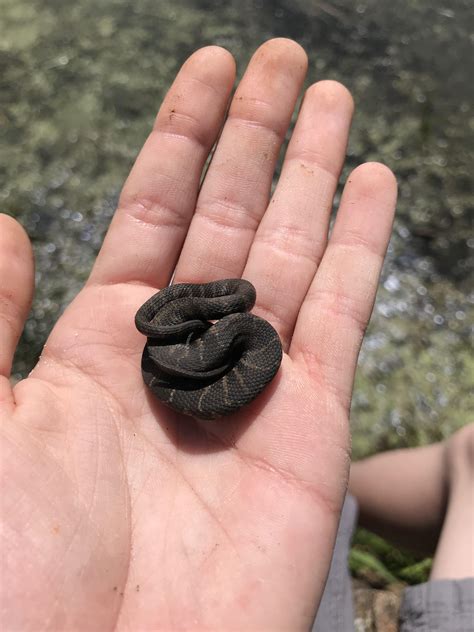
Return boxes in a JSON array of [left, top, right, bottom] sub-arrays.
[[244, 80, 354, 349]]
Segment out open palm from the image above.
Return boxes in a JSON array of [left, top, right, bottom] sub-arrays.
[[1, 39, 396, 631]]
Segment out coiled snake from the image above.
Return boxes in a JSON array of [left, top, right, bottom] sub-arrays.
[[135, 279, 283, 419]]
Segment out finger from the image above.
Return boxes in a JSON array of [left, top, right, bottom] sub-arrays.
[[89, 46, 236, 288], [0, 215, 34, 388], [174, 38, 308, 282], [290, 163, 397, 408], [244, 81, 354, 349]]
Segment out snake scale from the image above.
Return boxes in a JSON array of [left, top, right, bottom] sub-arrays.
[[135, 279, 283, 419]]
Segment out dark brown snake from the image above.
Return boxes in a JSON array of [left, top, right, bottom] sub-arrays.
[[135, 279, 283, 419]]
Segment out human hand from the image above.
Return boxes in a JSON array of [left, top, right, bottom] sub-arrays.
[[0, 39, 396, 630]]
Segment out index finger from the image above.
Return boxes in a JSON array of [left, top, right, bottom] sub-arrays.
[[89, 46, 235, 289]]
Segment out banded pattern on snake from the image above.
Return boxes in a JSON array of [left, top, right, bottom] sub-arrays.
[[135, 279, 283, 419]]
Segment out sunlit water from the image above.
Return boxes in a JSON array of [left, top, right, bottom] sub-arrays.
[[2, 0, 472, 455]]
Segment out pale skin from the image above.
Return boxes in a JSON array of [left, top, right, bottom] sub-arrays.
[[0, 39, 398, 631], [349, 423, 474, 580]]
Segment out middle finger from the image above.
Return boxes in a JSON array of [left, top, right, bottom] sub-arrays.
[[174, 38, 308, 283]]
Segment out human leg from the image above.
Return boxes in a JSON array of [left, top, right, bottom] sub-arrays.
[[350, 424, 474, 631], [429, 424, 474, 580], [349, 442, 446, 555]]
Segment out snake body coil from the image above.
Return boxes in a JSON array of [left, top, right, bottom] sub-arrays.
[[135, 279, 282, 419]]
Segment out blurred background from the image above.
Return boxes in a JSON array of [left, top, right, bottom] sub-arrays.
[[3, 0, 472, 452], [1, 0, 472, 602]]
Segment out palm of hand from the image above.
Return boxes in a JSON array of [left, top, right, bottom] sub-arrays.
[[1, 40, 396, 631]]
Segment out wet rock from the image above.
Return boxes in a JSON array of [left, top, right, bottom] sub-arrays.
[[353, 579, 403, 631]]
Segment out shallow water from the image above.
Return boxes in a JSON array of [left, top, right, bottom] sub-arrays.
[[2, 0, 472, 455]]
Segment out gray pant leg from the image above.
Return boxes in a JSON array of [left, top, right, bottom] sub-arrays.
[[311, 494, 358, 632], [399, 577, 474, 632]]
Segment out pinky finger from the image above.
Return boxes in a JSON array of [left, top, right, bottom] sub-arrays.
[[0, 215, 34, 402], [290, 163, 397, 409]]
